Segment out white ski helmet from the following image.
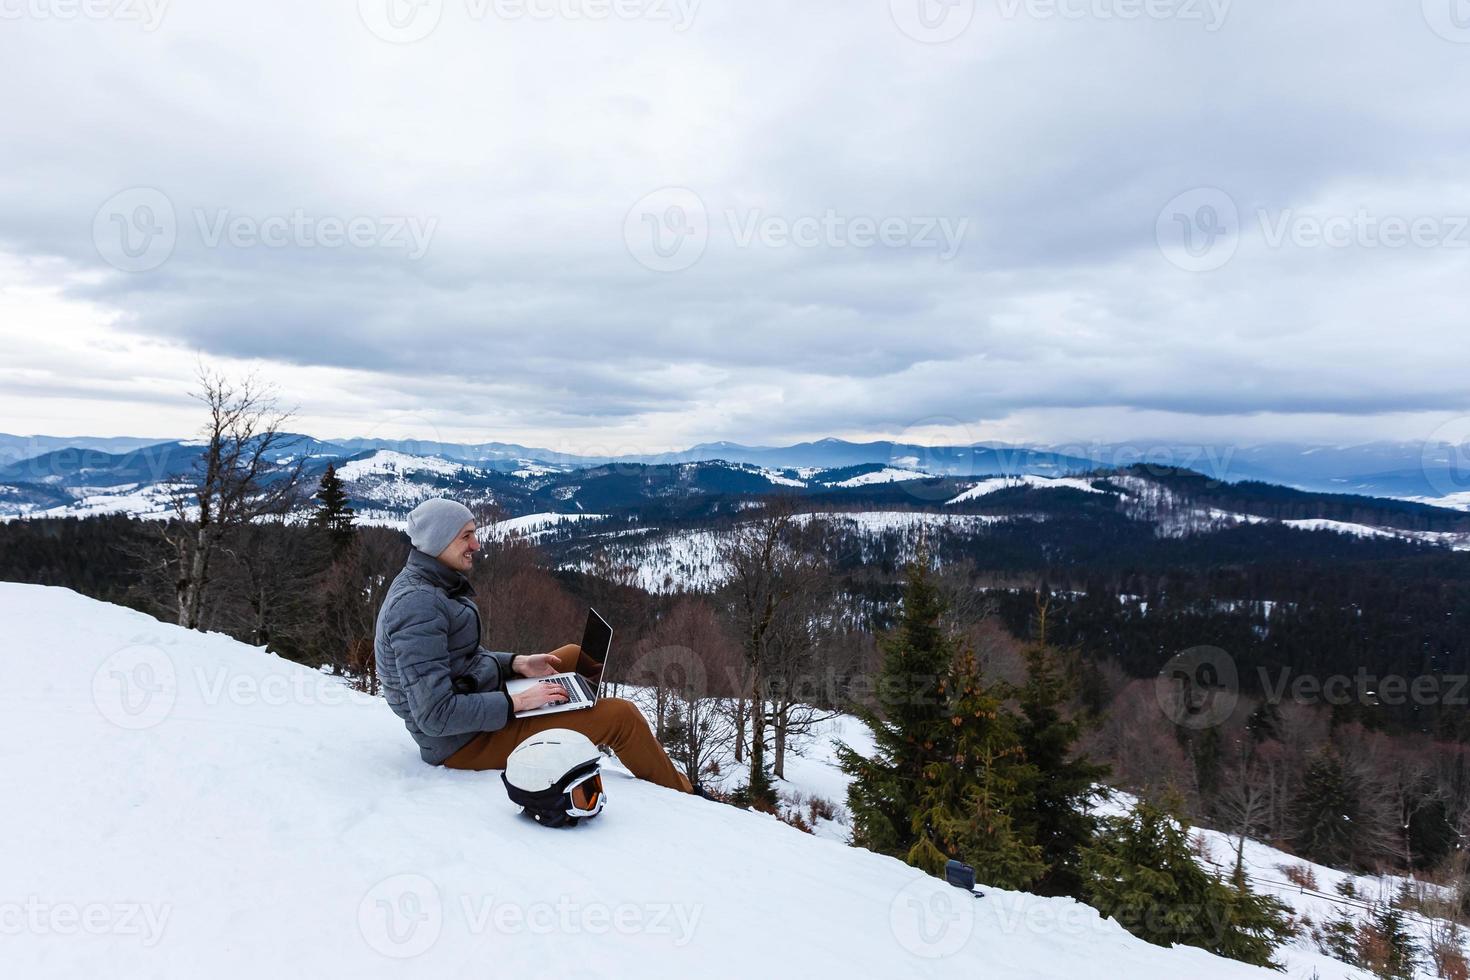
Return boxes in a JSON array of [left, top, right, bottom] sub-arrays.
[[502, 729, 606, 827]]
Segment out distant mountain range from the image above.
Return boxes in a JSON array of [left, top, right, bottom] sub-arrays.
[[1, 432, 1467, 521]]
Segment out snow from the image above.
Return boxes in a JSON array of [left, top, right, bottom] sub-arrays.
[[1283, 518, 1470, 551], [945, 475, 1102, 504], [336, 450, 467, 481], [510, 459, 563, 478], [485, 512, 608, 540], [1404, 491, 1470, 512], [562, 511, 1014, 593], [2, 582, 1288, 979], [0, 481, 194, 522], [1095, 794, 1462, 980], [826, 467, 932, 488]]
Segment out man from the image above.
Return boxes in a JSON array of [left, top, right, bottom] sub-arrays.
[[374, 497, 693, 794]]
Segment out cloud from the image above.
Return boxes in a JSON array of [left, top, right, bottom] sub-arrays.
[[0, 0, 1467, 449]]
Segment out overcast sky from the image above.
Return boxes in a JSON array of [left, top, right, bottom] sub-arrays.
[[1, 0, 1468, 455]]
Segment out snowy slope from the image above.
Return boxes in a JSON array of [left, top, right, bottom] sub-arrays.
[[945, 475, 1103, 504], [559, 511, 1013, 593], [4, 583, 1282, 979], [824, 467, 931, 488]]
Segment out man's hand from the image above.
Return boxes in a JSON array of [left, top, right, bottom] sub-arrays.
[[514, 654, 561, 678], [511, 682, 569, 713]]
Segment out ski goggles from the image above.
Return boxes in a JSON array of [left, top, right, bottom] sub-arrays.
[[566, 770, 605, 817]]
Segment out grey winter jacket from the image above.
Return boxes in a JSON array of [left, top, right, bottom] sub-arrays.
[[374, 548, 518, 764]]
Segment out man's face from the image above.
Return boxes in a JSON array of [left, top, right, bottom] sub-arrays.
[[435, 520, 479, 573]]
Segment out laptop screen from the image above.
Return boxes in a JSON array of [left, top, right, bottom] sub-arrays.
[[580, 608, 612, 665]]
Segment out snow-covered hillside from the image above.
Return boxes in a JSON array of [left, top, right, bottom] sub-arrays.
[[5, 583, 1285, 979], [559, 510, 1014, 593], [945, 474, 1104, 503]]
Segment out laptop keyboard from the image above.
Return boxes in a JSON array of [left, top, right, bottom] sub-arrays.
[[549, 676, 588, 702]]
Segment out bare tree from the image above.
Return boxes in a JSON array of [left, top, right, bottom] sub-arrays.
[[315, 526, 403, 693], [766, 567, 850, 780], [216, 515, 320, 649], [715, 496, 819, 795], [165, 368, 306, 631], [1216, 753, 1272, 871]]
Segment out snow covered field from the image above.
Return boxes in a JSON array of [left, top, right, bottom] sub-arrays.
[[5, 583, 1294, 979]]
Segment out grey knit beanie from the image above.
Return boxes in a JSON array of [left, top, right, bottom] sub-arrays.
[[406, 498, 475, 557]]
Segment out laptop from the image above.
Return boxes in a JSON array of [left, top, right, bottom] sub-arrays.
[[504, 608, 613, 718]]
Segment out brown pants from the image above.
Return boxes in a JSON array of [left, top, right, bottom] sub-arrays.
[[444, 643, 693, 794]]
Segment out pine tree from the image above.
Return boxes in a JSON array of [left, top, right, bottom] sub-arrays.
[[1217, 853, 1298, 968], [839, 550, 1042, 889], [908, 648, 1043, 887], [1290, 750, 1376, 869], [311, 464, 356, 555], [1359, 903, 1418, 980], [1015, 599, 1108, 898], [837, 551, 956, 859], [1081, 800, 1293, 968]]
